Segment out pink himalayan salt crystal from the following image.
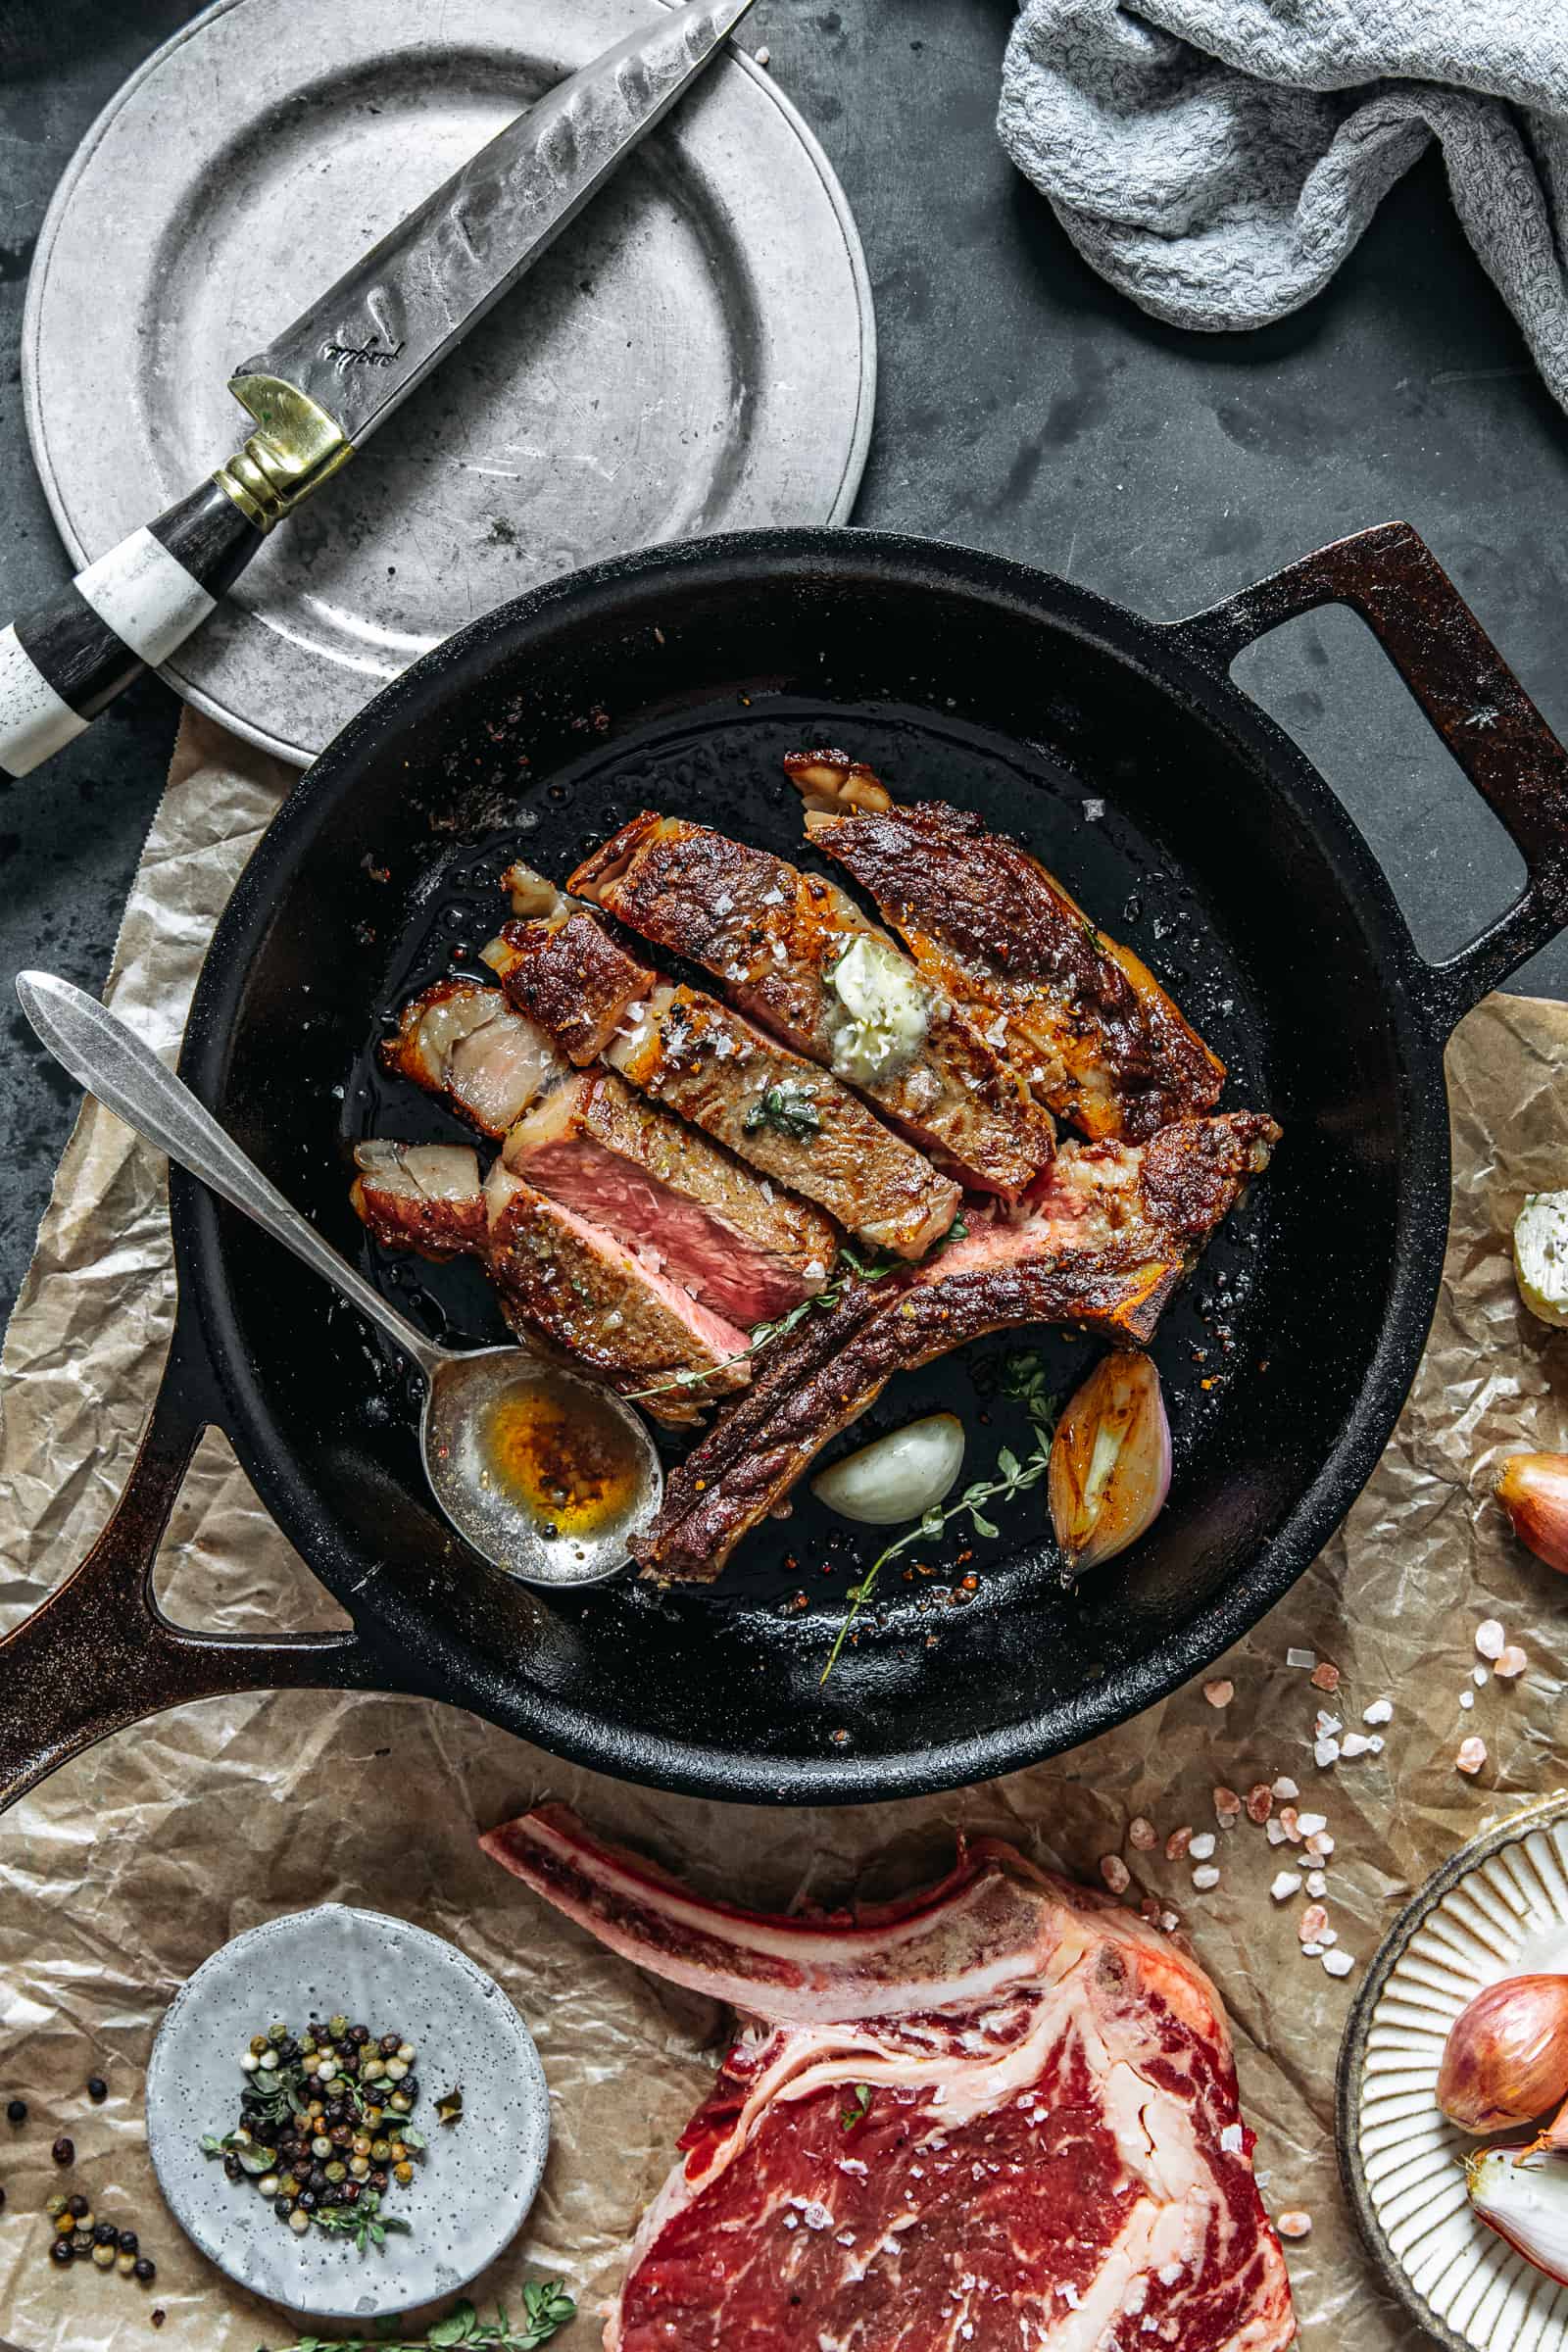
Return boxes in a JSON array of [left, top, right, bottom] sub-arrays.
[[1309, 1661, 1341, 1692], [1128, 1817, 1158, 1851], [1475, 1618, 1505, 1662], [1247, 1783, 1273, 1824], [1203, 1679, 1234, 1709], [1276, 2211, 1312, 2240], [1213, 1787, 1243, 1825], [1456, 1737, 1488, 1776], [1165, 1826, 1193, 1861], [1100, 1854, 1131, 1894], [1495, 1644, 1528, 1680], [1298, 1903, 1329, 1944]]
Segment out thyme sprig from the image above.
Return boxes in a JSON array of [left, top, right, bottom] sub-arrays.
[[256, 2281, 575, 2352], [819, 1349, 1059, 1686], [624, 1242, 896, 1403]]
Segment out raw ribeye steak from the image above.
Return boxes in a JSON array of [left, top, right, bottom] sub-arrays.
[[481, 1806, 1296, 2352]]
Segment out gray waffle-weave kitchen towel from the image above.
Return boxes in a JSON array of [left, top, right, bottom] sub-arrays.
[[999, 0, 1568, 411]]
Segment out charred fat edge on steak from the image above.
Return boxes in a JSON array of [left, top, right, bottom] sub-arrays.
[[787, 751, 1226, 1145], [567, 813, 1055, 1198], [381, 978, 567, 1139], [352, 1144, 750, 1428], [483, 896, 961, 1260], [481, 1807, 1297, 2352], [502, 1068, 838, 1331], [639, 1109, 1279, 1579]]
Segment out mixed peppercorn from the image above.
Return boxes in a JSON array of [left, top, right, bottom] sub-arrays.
[[46, 2192, 156, 2280], [202, 2012, 427, 2256]]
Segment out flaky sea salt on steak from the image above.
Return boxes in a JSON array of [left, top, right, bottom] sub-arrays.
[[481, 1806, 1295, 2352]]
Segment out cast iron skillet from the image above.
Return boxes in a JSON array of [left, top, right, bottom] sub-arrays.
[[5, 520, 1568, 1811]]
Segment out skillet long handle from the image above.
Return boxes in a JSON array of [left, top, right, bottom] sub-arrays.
[[0, 1325, 381, 1816], [1172, 519, 1568, 1024]]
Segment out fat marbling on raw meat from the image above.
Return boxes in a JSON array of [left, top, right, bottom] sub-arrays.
[[482, 1805, 1296, 2352]]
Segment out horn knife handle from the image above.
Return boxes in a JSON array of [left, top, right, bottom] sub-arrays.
[[0, 479, 264, 776]]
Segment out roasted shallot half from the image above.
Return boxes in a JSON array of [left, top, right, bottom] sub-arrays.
[[1495, 1454, 1568, 1576], [1048, 1352, 1170, 1575], [1437, 1975, 1568, 2134], [1465, 2145, 1568, 2285]]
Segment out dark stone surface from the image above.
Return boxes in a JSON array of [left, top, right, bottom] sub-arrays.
[[4, 0, 1568, 1315]]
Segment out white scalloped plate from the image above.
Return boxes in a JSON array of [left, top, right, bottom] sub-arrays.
[[1340, 1793, 1568, 2352]]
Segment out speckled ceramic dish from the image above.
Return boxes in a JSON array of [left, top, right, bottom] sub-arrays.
[[1339, 1792, 1568, 2352], [146, 1904, 549, 2320]]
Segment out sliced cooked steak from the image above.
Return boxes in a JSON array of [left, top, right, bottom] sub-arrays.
[[481, 1806, 1296, 2352], [352, 1145, 750, 1427], [482, 1165, 751, 1424], [788, 752, 1225, 1144], [487, 904, 960, 1259], [640, 1110, 1278, 1578], [381, 979, 565, 1137], [502, 1068, 836, 1328], [569, 812, 1054, 1197], [350, 1142, 490, 1256], [610, 984, 959, 1260]]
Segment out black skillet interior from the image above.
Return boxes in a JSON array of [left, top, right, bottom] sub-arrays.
[[180, 534, 1441, 1800]]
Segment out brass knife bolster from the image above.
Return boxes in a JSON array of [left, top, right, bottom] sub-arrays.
[[213, 374, 354, 532]]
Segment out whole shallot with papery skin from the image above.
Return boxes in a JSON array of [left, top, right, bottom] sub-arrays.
[[1465, 2145, 1568, 2284], [1437, 1975, 1568, 2133], [1048, 1351, 1170, 1575], [1495, 1454, 1568, 1575]]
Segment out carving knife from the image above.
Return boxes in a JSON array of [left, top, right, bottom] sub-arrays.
[[0, 0, 757, 778]]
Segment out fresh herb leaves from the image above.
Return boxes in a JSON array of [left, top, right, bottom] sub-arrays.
[[840, 2084, 873, 2132], [312, 2194, 411, 2256], [820, 1349, 1060, 1685], [255, 2281, 576, 2352], [743, 1080, 822, 1141]]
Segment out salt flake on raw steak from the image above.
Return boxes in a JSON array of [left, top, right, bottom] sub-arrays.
[[481, 1807, 1295, 2352]]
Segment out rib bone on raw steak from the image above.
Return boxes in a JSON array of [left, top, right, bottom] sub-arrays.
[[482, 1806, 1296, 2352]]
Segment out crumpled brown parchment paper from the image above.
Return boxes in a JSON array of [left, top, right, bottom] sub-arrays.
[[4, 712, 1568, 2352]]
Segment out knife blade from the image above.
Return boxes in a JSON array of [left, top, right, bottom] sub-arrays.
[[0, 0, 757, 779]]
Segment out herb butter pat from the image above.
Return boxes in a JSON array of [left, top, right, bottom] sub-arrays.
[[1515, 1190, 1568, 1327], [827, 935, 931, 1085]]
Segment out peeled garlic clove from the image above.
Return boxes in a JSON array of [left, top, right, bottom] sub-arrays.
[[1049, 1352, 1170, 1575], [1496, 1454, 1568, 1575], [810, 1413, 965, 1527], [1515, 1191, 1568, 1326], [1437, 1975, 1568, 2133], [1466, 2145, 1568, 2285]]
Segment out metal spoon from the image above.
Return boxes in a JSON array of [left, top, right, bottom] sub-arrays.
[[16, 971, 662, 1587]]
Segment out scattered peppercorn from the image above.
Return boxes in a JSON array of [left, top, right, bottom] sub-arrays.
[[93, 2220, 118, 2245], [51, 2136, 74, 2167], [68, 2193, 88, 2218], [49, 2237, 73, 2267], [118, 2229, 137, 2253], [152, 2307, 166, 2327], [6, 2100, 25, 2126], [134, 2257, 156, 2282], [86, 2076, 108, 2104]]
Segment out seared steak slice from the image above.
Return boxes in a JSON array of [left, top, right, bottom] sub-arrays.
[[481, 1808, 1295, 2352], [610, 984, 958, 1260], [350, 1142, 490, 1256], [569, 813, 1054, 1197], [502, 1067, 836, 1329], [487, 905, 960, 1260], [381, 980, 565, 1138], [352, 1144, 750, 1428], [482, 1165, 751, 1425], [788, 752, 1225, 1143], [639, 1110, 1279, 1578]]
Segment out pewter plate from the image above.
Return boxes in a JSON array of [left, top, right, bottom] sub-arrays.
[[145, 1903, 550, 2319], [23, 0, 874, 764], [1338, 1791, 1568, 2352]]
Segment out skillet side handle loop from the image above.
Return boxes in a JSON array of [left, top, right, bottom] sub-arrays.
[[1172, 518, 1568, 1028], [0, 1329, 377, 1818]]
